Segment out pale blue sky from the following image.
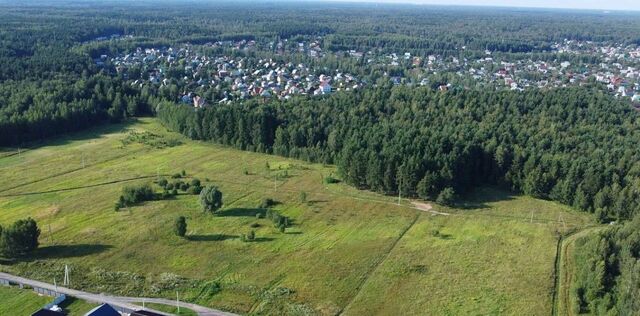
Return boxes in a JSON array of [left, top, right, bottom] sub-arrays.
[[320, 0, 640, 11]]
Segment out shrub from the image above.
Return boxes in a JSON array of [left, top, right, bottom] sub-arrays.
[[242, 230, 256, 242], [324, 176, 339, 184], [166, 183, 175, 190], [250, 223, 261, 228], [120, 184, 155, 205], [174, 216, 187, 237], [171, 173, 182, 179], [190, 178, 201, 187], [157, 178, 168, 189], [436, 187, 456, 206], [260, 198, 276, 209], [200, 186, 223, 213], [188, 185, 202, 195], [299, 191, 307, 203], [0, 218, 40, 257], [179, 182, 190, 191], [279, 224, 286, 233]]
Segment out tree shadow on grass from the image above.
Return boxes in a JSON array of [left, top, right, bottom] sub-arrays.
[[0, 244, 113, 264], [437, 234, 454, 240], [10, 119, 140, 151], [217, 208, 263, 217], [456, 186, 516, 210], [251, 237, 275, 242], [187, 234, 238, 242], [307, 200, 328, 205]]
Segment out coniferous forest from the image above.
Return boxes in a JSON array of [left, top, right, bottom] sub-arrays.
[[156, 85, 640, 222]]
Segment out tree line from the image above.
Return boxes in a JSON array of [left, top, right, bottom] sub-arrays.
[[571, 216, 640, 315], [157, 85, 640, 221]]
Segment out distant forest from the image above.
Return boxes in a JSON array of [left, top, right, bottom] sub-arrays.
[[2, 2, 640, 144]]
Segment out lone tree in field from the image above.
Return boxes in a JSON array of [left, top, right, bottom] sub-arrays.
[[0, 218, 40, 257], [200, 185, 223, 213], [174, 216, 187, 237]]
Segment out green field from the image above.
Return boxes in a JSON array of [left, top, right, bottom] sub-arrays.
[[0, 118, 594, 315], [0, 285, 97, 315]]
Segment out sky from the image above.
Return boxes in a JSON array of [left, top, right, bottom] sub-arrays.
[[319, 0, 640, 11]]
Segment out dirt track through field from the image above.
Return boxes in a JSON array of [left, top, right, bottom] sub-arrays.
[[411, 201, 450, 216]]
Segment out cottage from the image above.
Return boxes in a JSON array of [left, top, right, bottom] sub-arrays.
[[32, 309, 65, 316]]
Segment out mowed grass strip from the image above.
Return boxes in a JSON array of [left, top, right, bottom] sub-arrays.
[[0, 119, 593, 315]]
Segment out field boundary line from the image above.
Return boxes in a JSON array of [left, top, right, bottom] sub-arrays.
[[338, 212, 421, 315], [0, 174, 168, 197]]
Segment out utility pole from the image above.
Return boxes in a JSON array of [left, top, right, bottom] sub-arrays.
[[54, 278, 57, 294], [63, 265, 69, 286], [397, 175, 402, 205], [48, 223, 53, 245], [176, 291, 180, 314], [530, 210, 534, 223]]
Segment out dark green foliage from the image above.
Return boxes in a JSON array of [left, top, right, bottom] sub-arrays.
[[260, 198, 276, 209], [188, 178, 202, 194], [171, 173, 182, 179], [0, 218, 40, 257], [116, 184, 155, 210], [572, 217, 640, 315], [157, 178, 168, 189], [299, 191, 307, 203], [324, 176, 340, 184], [166, 183, 175, 190], [242, 230, 256, 242], [436, 187, 456, 206], [200, 186, 223, 213], [187, 185, 202, 195], [158, 86, 640, 220], [174, 216, 187, 237], [265, 209, 290, 229]]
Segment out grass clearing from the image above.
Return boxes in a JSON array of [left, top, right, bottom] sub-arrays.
[[0, 118, 594, 315], [0, 285, 97, 315]]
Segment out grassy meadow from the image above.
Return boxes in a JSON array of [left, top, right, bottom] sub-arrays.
[[0, 285, 97, 315], [0, 118, 594, 315]]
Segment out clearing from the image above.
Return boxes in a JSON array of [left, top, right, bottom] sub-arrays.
[[0, 118, 594, 315]]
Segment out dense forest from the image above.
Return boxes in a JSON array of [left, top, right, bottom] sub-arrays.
[[2, 2, 640, 145], [156, 85, 640, 221], [572, 216, 640, 315]]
